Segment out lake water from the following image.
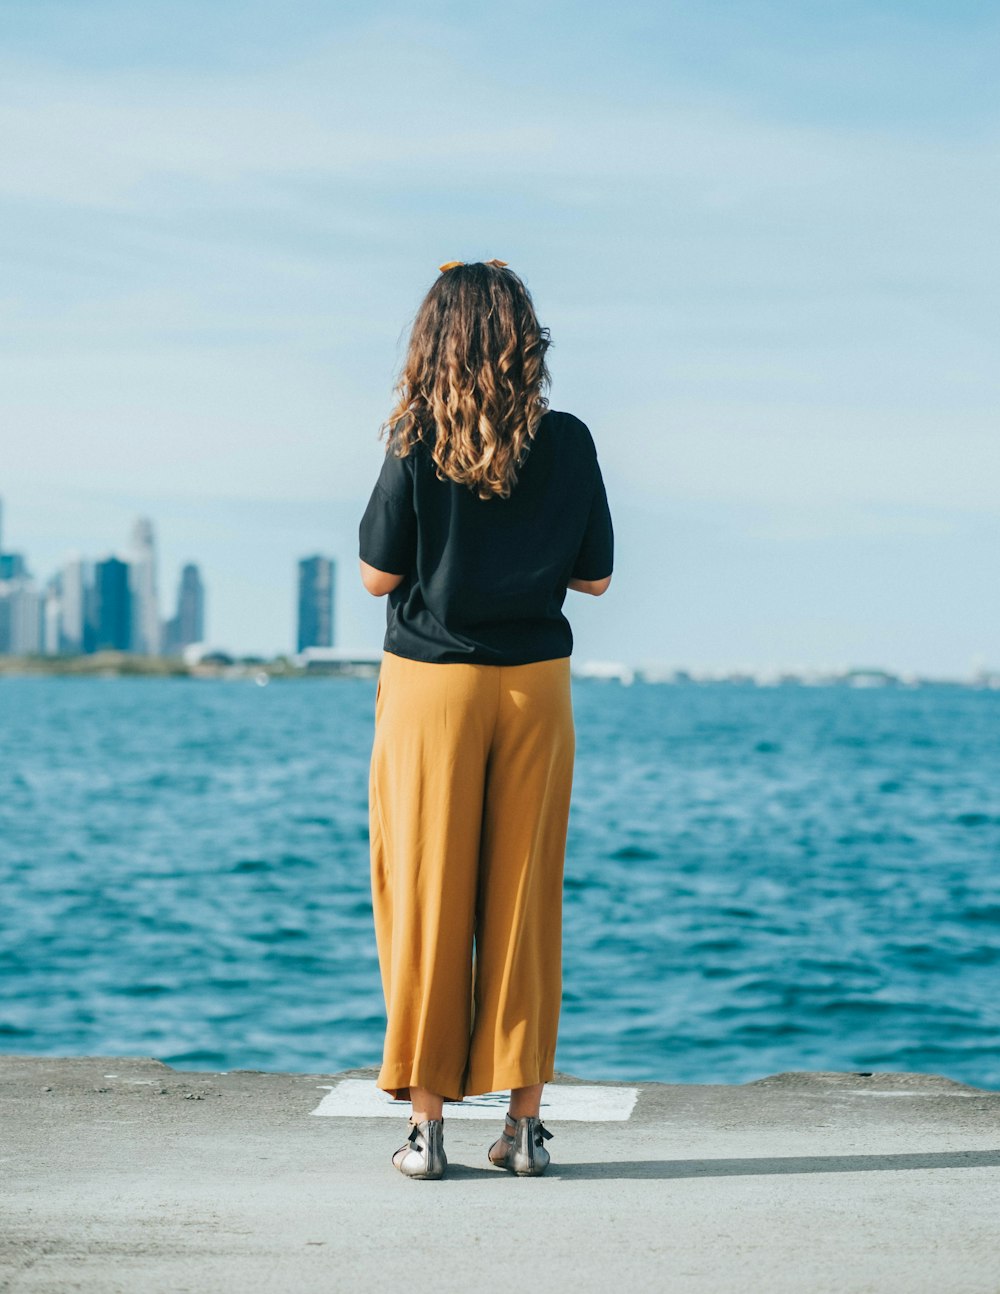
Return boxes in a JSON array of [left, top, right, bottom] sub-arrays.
[[2, 676, 998, 1089]]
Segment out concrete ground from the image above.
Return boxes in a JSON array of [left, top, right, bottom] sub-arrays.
[[1, 1055, 998, 1293]]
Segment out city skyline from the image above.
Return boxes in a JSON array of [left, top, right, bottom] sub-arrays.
[[0, 493, 352, 662], [2, 3, 998, 674], [0, 497, 208, 658], [1, 487, 998, 681]]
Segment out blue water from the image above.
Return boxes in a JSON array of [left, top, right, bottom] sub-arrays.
[[2, 677, 998, 1088]]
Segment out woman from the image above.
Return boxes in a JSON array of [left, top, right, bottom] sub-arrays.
[[358, 259, 613, 1180]]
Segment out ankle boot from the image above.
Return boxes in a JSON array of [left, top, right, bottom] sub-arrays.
[[488, 1113, 553, 1176], [392, 1118, 447, 1180]]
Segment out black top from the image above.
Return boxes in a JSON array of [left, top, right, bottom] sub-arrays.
[[358, 409, 614, 665]]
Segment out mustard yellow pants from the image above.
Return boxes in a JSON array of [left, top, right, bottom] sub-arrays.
[[368, 650, 575, 1102]]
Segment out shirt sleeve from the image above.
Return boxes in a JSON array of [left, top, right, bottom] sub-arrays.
[[571, 458, 614, 581], [358, 449, 417, 576]]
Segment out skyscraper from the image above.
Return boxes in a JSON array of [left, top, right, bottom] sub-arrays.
[[129, 517, 161, 656], [0, 553, 28, 580], [59, 557, 88, 654], [93, 556, 132, 651], [0, 579, 42, 654], [0, 497, 28, 581], [297, 555, 335, 653], [163, 563, 205, 653], [0, 497, 40, 653], [42, 573, 62, 655]]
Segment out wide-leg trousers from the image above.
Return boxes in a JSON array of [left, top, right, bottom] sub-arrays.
[[368, 649, 575, 1101]]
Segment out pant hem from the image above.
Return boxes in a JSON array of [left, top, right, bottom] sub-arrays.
[[377, 1058, 557, 1103], [463, 1059, 556, 1099], [376, 1065, 466, 1103]]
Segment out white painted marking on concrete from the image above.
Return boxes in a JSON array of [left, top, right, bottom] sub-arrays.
[[310, 1079, 639, 1121]]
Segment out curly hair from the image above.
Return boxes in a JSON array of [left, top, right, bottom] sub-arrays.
[[381, 261, 552, 500]]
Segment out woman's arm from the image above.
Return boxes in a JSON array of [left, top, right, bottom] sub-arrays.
[[359, 559, 405, 597], [567, 575, 612, 596]]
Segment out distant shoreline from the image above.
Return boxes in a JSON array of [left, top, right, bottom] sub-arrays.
[[1, 652, 998, 689], [0, 652, 375, 681]]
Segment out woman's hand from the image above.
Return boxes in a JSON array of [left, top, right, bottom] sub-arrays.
[[360, 560, 406, 597], [567, 575, 612, 596]]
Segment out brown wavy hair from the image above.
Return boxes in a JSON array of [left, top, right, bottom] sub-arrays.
[[381, 261, 552, 500]]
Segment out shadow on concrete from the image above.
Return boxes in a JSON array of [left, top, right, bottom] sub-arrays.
[[551, 1150, 1000, 1180], [443, 1150, 1000, 1181]]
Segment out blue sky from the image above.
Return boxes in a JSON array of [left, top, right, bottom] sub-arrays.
[[2, 1, 997, 673]]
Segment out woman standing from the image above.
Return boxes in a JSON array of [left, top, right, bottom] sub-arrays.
[[358, 259, 613, 1180]]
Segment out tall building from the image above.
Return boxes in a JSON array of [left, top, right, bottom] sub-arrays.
[[0, 494, 29, 581], [163, 563, 205, 653], [60, 557, 88, 654], [177, 563, 205, 645], [0, 578, 43, 654], [92, 556, 132, 651], [297, 555, 335, 653], [128, 517, 161, 656], [43, 574, 62, 655], [0, 499, 41, 654], [0, 554, 28, 579], [83, 570, 99, 653]]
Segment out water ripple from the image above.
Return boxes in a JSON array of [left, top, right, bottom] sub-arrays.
[[1, 676, 998, 1087]]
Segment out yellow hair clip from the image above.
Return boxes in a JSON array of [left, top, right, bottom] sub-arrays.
[[438, 258, 509, 272]]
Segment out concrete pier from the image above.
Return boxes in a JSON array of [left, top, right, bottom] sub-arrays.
[[2, 1055, 998, 1292]]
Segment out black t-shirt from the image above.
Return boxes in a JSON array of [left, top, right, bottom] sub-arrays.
[[358, 409, 614, 666]]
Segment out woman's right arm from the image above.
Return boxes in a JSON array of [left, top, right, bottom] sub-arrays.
[[359, 560, 406, 597], [358, 452, 417, 595], [567, 575, 612, 596]]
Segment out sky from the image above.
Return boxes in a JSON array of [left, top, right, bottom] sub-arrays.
[[1, 0, 998, 675]]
